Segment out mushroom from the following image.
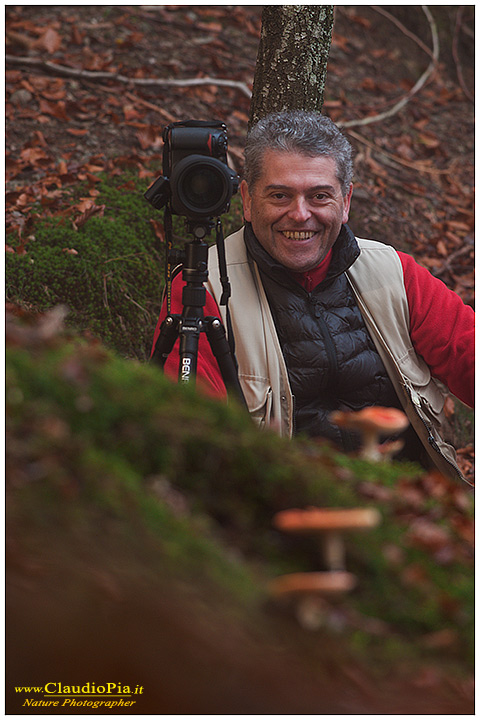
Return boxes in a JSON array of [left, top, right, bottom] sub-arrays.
[[330, 406, 409, 461], [269, 570, 357, 595], [378, 439, 405, 461], [268, 571, 357, 630], [273, 507, 381, 572]]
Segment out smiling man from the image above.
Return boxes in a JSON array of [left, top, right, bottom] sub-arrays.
[[152, 110, 474, 483], [240, 151, 352, 273]]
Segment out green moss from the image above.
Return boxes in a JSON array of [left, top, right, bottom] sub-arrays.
[[6, 171, 244, 360]]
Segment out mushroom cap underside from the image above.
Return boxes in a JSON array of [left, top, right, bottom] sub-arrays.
[[269, 571, 357, 596]]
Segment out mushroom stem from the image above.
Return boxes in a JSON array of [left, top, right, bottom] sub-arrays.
[[322, 530, 345, 571], [360, 430, 382, 461]]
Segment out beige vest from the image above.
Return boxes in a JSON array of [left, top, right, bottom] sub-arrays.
[[207, 228, 466, 483]]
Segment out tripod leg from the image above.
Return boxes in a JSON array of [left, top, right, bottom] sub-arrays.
[[205, 316, 246, 405], [151, 315, 180, 368], [178, 317, 203, 385]]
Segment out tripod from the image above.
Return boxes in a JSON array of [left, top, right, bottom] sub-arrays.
[[151, 228, 246, 405]]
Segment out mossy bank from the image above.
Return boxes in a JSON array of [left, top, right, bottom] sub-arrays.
[[6, 312, 474, 713]]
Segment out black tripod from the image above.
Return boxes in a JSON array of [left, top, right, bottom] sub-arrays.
[[151, 226, 246, 405]]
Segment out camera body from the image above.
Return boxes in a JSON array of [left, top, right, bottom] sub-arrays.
[[145, 120, 238, 222]]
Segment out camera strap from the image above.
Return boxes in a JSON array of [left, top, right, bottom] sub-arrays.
[[164, 205, 173, 314], [215, 220, 238, 365]]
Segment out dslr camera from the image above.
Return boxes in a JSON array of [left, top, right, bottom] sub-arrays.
[[144, 120, 238, 227]]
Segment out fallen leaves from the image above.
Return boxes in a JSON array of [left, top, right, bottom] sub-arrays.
[[72, 201, 106, 230], [359, 468, 474, 571]]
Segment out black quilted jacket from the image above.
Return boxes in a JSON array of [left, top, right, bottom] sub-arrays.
[[244, 223, 401, 451]]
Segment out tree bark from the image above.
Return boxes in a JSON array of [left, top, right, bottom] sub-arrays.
[[248, 6, 334, 130]]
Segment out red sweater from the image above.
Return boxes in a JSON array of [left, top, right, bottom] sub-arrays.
[[152, 249, 474, 408]]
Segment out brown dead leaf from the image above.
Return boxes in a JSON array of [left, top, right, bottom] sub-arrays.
[[150, 219, 165, 243], [436, 240, 448, 257], [332, 34, 351, 53], [444, 231, 463, 247], [19, 147, 49, 166], [418, 132, 440, 150], [447, 220, 471, 232], [70, 24, 85, 45], [72, 202, 105, 230], [34, 27, 62, 53], [361, 77, 377, 91], [407, 518, 451, 554], [123, 104, 143, 122], [39, 99, 70, 121], [421, 629, 458, 649], [443, 395, 455, 419]]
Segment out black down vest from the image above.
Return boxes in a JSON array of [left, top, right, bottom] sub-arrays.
[[244, 223, 401, 451]]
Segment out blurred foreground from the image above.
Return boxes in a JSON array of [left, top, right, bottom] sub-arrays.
[[6, 307, 474, 714]]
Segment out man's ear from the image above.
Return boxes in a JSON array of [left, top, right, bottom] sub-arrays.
[[342, 183, 353, 224], [240, 179, 252, 222]]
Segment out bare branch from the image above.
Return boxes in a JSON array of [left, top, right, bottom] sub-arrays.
[[452, 7, 474, 103], [346, 128, 455, 176], [5, 54, 252, 98], [338, 6, 439, 130], [370, 6, 434, 59]]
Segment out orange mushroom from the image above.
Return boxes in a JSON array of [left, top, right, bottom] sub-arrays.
[[273, 507, 381, 571], [268, 572, 357, 630], [269, 571, 357, 596], [330, 406, 409, 461], [270, 507, 382, 629]]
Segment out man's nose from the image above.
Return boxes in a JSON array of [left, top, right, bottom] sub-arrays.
[[288, 196, 311, 223]]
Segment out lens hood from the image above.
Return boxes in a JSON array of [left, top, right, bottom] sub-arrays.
[[170, 155, 238, 219]]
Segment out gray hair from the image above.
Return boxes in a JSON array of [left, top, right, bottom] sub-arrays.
[[244, 110, 354, 196]]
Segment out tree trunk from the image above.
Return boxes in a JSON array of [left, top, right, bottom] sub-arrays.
[[248, 6, 334, 130]]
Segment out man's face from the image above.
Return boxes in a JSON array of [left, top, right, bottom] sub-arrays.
[[240, 150, 352, 273]]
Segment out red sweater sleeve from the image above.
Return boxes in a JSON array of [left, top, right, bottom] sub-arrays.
[[398, 251, 474, 408], [151, 274, 228, 399]]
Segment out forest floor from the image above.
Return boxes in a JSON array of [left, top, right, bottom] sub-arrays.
[[6, 5, 474, 297], [6, 4, 475, 480]]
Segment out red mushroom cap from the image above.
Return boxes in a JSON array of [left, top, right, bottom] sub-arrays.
[[330, 406, 409, 436]]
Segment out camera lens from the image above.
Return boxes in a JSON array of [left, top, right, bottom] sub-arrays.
[[183, 166, 223, 208], [171, 155, 238, 218]]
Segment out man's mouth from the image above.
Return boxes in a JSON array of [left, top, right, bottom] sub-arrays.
[[281, 230, 317, 240]]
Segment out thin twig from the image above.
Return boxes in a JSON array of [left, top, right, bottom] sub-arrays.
[[432, 243, 474, 279], [124, 91, 176, 123], [347, 128, 455, 176], [370, 5, 434, 59], [452, 7, 474, 103], [123, 291, 151, 319], [5, 54, 253, 98], [338, 6, 439, 129], [102, 274, 110, 312]]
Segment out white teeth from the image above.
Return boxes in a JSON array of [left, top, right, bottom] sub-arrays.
[[282, 231, 316, 240]]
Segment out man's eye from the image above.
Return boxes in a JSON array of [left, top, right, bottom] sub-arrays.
[[313, 193, 328, 201]]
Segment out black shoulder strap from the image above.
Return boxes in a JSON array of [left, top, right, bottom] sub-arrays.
[[215, 220, 237, 365]]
